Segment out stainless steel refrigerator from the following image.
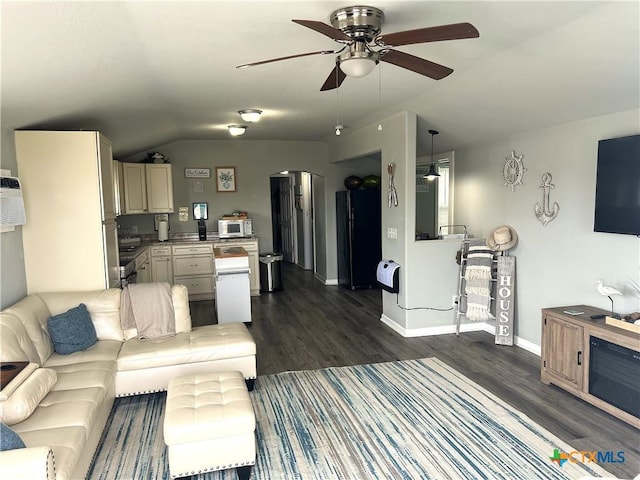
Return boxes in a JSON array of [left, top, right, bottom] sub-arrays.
[[336, 189, 382, 289]]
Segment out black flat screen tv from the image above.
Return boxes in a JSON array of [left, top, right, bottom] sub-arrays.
[[593, 134, 640, 236]]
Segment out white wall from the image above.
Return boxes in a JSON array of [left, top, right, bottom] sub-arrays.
[[455, 109, 640, 345], [329, 111, 420, 332], [0, 129, 27, 308]]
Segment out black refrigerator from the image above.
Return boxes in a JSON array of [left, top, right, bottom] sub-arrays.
[[336, 189, 382, 289]]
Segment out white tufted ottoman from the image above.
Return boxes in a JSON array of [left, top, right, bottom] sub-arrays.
[[163, 371, 256, 479]]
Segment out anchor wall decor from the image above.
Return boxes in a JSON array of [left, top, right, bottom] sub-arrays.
[[534, 172, 559, 226]]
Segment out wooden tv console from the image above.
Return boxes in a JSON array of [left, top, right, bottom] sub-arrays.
[[541, 305, 639, 428]]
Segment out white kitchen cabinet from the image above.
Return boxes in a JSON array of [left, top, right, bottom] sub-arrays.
[[172, 243, 214, 300], [121, 163, 147, 214], [146, 164, 174, 213], [135, 248, 151, 283], [121, 163, 174, 214], [214, 239, 260, 295], [150, 245, 173, 283], [15, 130, 120, 293]]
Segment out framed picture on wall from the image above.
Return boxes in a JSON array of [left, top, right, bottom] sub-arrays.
[[216, 167, 236, 192]]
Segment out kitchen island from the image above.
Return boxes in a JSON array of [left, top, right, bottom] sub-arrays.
[[213, 247, 252, 324]]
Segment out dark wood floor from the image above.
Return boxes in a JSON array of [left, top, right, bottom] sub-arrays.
[[191, 263, 639, 479]]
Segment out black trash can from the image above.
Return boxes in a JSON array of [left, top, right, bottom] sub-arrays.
[[259, 253, 284, 292]]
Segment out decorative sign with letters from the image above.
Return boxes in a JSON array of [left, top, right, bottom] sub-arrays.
[[185, 168, 210, 178], [495, 256, 516, 346]]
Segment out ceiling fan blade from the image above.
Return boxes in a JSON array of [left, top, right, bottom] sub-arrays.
[[320, 65, 346, 91], [376, 22, 479, 47], [380, 50, 453, 80], [292, 19, 352, 42], [236, 50, 334, 69]]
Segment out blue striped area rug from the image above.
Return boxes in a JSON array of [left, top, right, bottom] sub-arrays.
[[88, 358, 613, 479]]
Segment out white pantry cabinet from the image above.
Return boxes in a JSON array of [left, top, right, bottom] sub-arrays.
[[121, 163, 174, 214], [15, 130, 120, 293]]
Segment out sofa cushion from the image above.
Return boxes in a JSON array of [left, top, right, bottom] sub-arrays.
[[0, 423, 25, 450], [47, 304, 97, 355], [0, 368, 57, 426], [118, 323, 256, 372], [47, 361, 116, 396], [0, 313, 40, 364], [38, 289, 124, 341], [44, 340, 121, 368], [2, 295, 53, 365]]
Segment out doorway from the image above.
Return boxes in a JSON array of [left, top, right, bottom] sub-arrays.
[[270, 171, 323, 275]]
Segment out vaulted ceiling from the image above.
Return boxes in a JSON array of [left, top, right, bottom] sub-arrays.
[[2, 1, 638, 158]]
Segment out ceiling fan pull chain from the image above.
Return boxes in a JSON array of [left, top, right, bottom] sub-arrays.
[[378, 64, 383, 132]]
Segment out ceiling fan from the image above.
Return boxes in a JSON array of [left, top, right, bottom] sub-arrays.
[[236, 5, 479, 91]]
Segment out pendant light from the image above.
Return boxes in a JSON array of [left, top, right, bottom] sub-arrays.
[[425, 129, 440, 181]]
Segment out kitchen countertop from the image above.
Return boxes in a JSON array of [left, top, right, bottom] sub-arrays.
[[213, 246, 249, 258], [118, 235, 258, 264]]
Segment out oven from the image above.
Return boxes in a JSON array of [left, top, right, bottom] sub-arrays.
[[119, 241, 141, 288], [121, 268, 136, 287], [118, 258, 137, 288]]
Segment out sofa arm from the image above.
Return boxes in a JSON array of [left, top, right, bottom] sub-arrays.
[[0, 447, 55, 479], [171, 284, 192, 332]]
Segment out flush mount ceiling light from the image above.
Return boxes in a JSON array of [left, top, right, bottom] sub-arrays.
[[425, 129, 440, 181], [228, 125, 247, 136], [238, 109, 262, 122]]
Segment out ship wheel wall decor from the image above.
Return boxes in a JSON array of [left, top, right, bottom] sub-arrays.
[[502, 150, 526, 191]]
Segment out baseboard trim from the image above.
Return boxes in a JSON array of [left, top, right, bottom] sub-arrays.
[[380, 314, 487, 337], [380, 314, 541, 356], [323, 278, 339, 286]]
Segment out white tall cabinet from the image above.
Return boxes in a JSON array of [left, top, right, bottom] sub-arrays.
[[15, 130, 120, 293]]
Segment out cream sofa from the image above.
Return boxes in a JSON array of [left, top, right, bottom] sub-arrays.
[[0, 285, 257, 480]]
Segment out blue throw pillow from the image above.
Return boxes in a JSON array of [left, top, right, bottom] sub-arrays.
[[0, 423, 25, 450], [47, 303, 97, 355]]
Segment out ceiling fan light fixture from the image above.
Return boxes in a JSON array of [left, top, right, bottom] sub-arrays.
[[238, 109, 262, 122], [228, 125, 247, 136], [339, 56, 377, 77]]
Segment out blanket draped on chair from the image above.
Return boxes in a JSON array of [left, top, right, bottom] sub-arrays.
[[120, 283, 176, 340], [463, 239, 495, 321]]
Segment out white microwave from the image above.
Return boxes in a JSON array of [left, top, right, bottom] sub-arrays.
[[218, 218, 252, 238]]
